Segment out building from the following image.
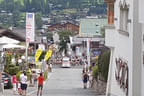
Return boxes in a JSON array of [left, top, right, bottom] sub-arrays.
[[48, 22, 79, 32], [0, 29, 25, 42], [63, 22, 79, 31], [48, 24, 64, 31], [70, 18, 106, 58], [105, 0, 143, 96], [139, 0, 144, 96], [79, 18, 107, 37]]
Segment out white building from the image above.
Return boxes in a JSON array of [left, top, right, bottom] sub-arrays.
[[105, 0, 143, 96]]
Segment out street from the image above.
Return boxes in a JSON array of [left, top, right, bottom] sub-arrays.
[[31, 67, 98, 96]]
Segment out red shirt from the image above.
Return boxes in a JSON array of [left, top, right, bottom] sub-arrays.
[[12, 75, 17, 83], [38, 76, 44, 85]]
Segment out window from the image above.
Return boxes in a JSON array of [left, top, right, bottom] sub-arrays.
[[119, 7, 129, 32]]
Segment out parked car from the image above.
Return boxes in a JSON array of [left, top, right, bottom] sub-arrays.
[[2, 72, 12, 89]]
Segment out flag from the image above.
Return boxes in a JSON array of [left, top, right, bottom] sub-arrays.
[[44, 50, 52, 61], [26, 13, 35, 42], [35, 48, 42, 63]]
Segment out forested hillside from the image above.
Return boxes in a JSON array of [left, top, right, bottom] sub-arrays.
[[0, 0, 106, 28], [0, 0, 106, 14]]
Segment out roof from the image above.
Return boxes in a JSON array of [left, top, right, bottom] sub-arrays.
[[0, 29, 25, 42], [0, 28, 42, 43], [79, 18, 107, 37], [0, 36, 20, 44], [48, 22, 79, 31]]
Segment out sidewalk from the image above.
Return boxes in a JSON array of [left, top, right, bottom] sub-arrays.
[[1, 82, 37, 96], [0, 72, 52, 96]]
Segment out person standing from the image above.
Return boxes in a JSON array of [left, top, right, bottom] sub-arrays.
[[88, 70, 93, 88], [50, 63, 52, 72], [12, 73, 18, 95], [37, 73, 44, 96], [20, 72, 27, 96], [82, 71, 89, 89]]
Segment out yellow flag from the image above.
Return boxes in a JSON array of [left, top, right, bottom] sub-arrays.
[[35, 48, 43, 63], [44, 50, 52, 61]]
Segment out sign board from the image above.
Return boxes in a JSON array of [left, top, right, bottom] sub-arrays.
[[93, 51, 101, 55], [44, 50, 52, 61], [35, 48, 43, 63], [26, 13, 35, 42]]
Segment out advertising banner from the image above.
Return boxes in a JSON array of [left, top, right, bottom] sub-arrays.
[[35, 48, 43, 63], [44, 50, 52, 61], [26, 13, 35, 42]]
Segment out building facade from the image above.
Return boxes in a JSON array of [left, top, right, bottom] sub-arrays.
[[105, 0, 143, 96], [79, 18, 107, 37], [139, 0, 144, 96]]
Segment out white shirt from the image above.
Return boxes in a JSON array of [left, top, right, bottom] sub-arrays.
[[20, 74, 27, 84]]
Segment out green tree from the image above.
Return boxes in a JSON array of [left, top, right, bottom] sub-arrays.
[[35, 12, 43, 29], [12, 10, 21, 27], [101, 27, 105, 37], [58, 30, 75, 55], [98, 49, 110, 81]]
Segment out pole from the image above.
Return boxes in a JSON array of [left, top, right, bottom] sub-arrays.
[[25, 42, 29, 69], [87, 38, 90, 67], [0, 52, 4, 95]]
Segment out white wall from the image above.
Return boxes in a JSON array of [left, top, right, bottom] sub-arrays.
[[105, 0, 138, 96], [139, 0, 144, 23], [141, 24, 144, 96]]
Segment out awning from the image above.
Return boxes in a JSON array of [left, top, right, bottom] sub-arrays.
[[0, 36, 20, 44], [2, 44, 25, 49]]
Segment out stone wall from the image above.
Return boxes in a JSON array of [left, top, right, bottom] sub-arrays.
[[92, 79, 107, 95]]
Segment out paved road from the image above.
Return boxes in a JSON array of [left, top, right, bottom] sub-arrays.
[[31, 67, 98, 96]]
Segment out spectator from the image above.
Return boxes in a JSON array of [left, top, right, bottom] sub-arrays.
[[12, 73, 18, 95], [88, 70, 93, 88], [50, 63, 52, 72], [37, 73, 44, 96], [33, 71, 37, 85], [82, 71, 89, 89], [20, 72, 27, 96]]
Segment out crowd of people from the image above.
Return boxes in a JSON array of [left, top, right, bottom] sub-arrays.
[[12, 71, 45, 96]]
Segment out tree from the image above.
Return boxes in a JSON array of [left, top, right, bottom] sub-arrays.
[[98, 49, 110, 82], [58, 30, 76, 55], [12, 10, 21, 27], [101, 27, 105, 37], [35, 12, 43, 29]]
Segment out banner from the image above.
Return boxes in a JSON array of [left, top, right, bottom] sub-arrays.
[[26, 13, 35, 42], [44, 50, 52, 61], [35, 48, 43, 63]]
